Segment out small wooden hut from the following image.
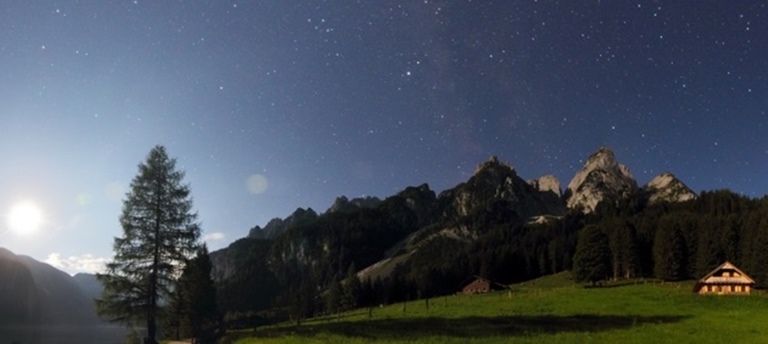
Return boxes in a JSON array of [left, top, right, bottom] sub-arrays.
[[461, 276, 496, 294], [693, 261, 755, 295]]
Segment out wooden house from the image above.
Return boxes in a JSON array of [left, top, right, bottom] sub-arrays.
[[462, 277, 492, 294], [694, 261, 755, 295]]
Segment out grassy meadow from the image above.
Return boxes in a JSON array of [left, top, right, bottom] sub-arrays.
[[222, 272, 768, 343]]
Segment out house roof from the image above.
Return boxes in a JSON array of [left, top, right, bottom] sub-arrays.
[[697, 261, 755, 285], [460, 275, 508, 290], [462, 276, 490, 288]]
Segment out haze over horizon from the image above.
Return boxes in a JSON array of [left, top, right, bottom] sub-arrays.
[[1, 1, 766, 275]]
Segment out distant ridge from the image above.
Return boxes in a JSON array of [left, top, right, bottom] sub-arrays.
[[0, 247, 104, 326]]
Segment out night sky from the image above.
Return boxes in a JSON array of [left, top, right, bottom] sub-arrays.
[[1, 1, 766, 274]]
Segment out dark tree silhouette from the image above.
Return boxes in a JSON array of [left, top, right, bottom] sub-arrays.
[[97, 145, 201, 344], [653, 219, 687, 281], [572, 225, 611, 285], [180, 246, 219, 343]]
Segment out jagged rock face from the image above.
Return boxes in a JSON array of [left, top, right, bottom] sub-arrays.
[[441, 156, 564, 224], [210, 237, 274, 282], [392, 183, 437, 227], [248, 207, 318, 239], [397, 183, 436, 210], [566, 147, 638, 213], [529, 175, 562, 198], [327, 195, 382, 213], [644, 172, 697, 204], [528, 174, 564, 216]]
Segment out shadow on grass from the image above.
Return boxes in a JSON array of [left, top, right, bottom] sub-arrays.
[[249, 314, 691, 340], [582, 279, 672, 289]]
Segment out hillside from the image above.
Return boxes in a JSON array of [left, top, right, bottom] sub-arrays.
[[224, 276, 768, 343]]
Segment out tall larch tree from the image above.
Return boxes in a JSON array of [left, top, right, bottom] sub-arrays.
[[96, 145, 201, 344]]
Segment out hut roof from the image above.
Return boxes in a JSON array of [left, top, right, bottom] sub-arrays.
[[697, 261, 755, 285], [459, 275, 508, 290]]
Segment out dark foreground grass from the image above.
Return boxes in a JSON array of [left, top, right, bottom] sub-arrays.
[[233, 314, 688, 342], [224, 273, 768, 343]]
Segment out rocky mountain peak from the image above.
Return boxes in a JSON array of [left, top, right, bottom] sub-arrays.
[[440, 157, 564, 224], [588, 147, 618, 166], [644, 172, 697, 204], [248, 207, 318, 239], [566, 147, 639, 213], [328, 195, 382, 213], [569, 147, 635, 184], [529, 175, 562, 198], [396, 183, 436, 211], [473, 155, 515, 177]]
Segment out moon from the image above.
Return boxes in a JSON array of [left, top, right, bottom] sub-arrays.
[[8, 202, 43, 235]]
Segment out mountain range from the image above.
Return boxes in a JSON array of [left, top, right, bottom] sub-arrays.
[[209, 147, 697, 316]]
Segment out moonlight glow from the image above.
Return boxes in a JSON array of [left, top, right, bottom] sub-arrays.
[[8, 202, 43, 235]]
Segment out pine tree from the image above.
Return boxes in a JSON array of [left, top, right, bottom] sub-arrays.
[[607, 221, 639, 279], [180, 246, 219, 343], [572, 225, 611, 286], [653, 219, 687, 281], [96, 145, 201, 344], [325, 277, 342, 316], [743, 215, 768, 287], [164, 282, 188, 341], [342, 263, 361, 311]]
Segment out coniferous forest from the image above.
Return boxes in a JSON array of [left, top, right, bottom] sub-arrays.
[[212, 188, 768, 327]]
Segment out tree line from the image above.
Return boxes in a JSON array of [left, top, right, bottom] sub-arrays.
[[574, 190, 768, 286]]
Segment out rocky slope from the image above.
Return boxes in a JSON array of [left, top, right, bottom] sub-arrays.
[[439, 156, 565, 224], [248, 207, 319, 239], [643, 172, 697, 204], [326, 195, 382, 213], [356, 157, 567, 281], [565, 147, 639, 213]]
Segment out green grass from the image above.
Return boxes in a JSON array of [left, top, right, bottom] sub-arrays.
[[223, 273, 768, 343]]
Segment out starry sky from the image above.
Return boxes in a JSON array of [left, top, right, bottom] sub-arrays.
[[1, 1, 766, 274]]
